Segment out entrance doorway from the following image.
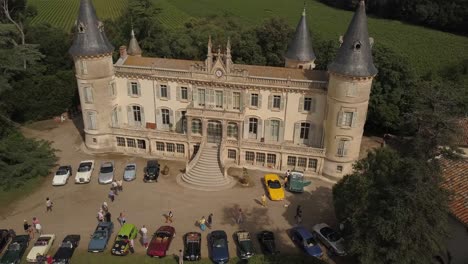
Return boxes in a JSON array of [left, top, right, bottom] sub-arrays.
[[207, 121, 222, 143]]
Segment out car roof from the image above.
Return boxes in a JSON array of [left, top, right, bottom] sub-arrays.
[[118, 223, 136, 235], [80, 160, 94, 164], [211, 230, 226, 237], [63, 235, 80, 241], [125, 163, 136, 167], [265, 174, 280, 180], [293, 226, 313, 238], [101, 161, 113, 166], [58, 166, 70, 170], [185, 232, 201, 241]]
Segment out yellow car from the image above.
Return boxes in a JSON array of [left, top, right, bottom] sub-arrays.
[[264, 174, 285, 200]]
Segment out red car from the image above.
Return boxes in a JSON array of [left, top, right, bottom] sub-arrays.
[[147, 226, 175, 257]]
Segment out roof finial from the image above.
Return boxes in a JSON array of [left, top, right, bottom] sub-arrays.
[[303, 2, 306, 16], [227, 37, 231, 50], [127, 26, 142, 56], [284, 6, 316, 63]]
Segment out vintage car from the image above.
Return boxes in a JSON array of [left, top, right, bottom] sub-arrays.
[[257, 230, 278, 255], [123, 163, 137, 181], [0, 235, 30, 264], [0, 229, 13, 254], [26, 234, 55, 263], [235, 231, 254, 260], [98, 161, 115, 184], [52, 235, 80, 264], [52, 165, 72, 186], [147, 226, 175, 257], [312, 223, 346, 256], [143, 160, 160, 182], [111, 223, 138, 256], [183, 232, 201, 261], [209, 230, 229, 264], [75, 160, 94, 184], [264, 174, 285, 200], [290, 226, 323, 258], [286, 171, 311, 193], [88, 222, 114, 253]]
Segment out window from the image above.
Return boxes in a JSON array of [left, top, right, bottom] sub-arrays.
[[256, 153, 265, 164], [267, 154, 276, 165], [160, 85, 168, 98], [227, 123, 238, 138], [342, 112, 353, 127], [251, 93, 258, 107], [346, 85, 357, 97], [308, 159, 317, 171], [84, 87, 93, 103], [176, 144, 185, 153], [110, 82, 116, 97], [87, 111, 96, 130], [80, 60, 88, 75], [228, 149, 236, 159], [233, 92, 240, 110], [337, 139, 349, 157], [297, 157, 307, 167], [215, 91, 223, 108], [116, 137, 126, 146], [287, 156, 296, 166], [92, 138, 97, 143], [111, 108, 119, 127], [273, 95, 281, 109], [192, 119, 202, 134], [245, 151, 255, 162], [126, 138, 136, 148], [300, 123, 310, 140], [181, 111, 187, 133], [156, 142, 165, 151], [270, 120, 280, 141], [167, 143, 175, 152], [198, 89, 205, 106], [249, 118, 258, 135], [130, 82, 139, 96], [337, 165, 343, 173], [132, 106, 142, 125], [161, 109, 170, 125], [137, 139, 146, 149], [304, 97, 312, 111], [181, 87, 188, 100]]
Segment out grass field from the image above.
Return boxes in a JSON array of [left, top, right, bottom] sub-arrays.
[[27, 0, 468, 75]]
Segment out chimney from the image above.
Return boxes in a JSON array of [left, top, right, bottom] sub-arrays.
[[119, 46, 128, 59]]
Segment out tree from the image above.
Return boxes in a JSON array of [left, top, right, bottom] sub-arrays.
[[333, 147, 449, 264], [255, 18, 293, 66]]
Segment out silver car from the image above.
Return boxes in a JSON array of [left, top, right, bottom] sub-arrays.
[[312, 223, 346, 256], [123, 163, 137, 181], [98, 161, 114, 184]]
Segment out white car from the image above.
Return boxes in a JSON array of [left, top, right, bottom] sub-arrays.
[[26, 234, 55, 262], [52, 165, 72, 186], [312, 223, 346, 256], [75, 160, 95, 184]]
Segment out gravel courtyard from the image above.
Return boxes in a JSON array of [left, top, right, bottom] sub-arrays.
[[0, 119, 359, 263]]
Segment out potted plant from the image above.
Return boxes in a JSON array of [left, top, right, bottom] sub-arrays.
[[162, 165, 170, 176], [239, 168, 250, 187]]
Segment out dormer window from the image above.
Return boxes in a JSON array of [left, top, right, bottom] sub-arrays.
[[97, 21, 104, 32], [78, 22, 85, 33], [353, 41, 362, 51]]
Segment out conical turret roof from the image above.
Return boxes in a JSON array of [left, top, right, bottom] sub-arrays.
[[328, 0, 377, 77], [128, 29, 142, 56], [69, 0, 114, 57], [285, 8, 316, 62]]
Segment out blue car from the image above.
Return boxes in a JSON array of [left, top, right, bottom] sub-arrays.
[[290, 226, 323, 258], [209, 230, 229, 264], [88, 222, 114, 252]]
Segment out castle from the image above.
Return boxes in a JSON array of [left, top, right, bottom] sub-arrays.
[[69, 0, 377, 188]]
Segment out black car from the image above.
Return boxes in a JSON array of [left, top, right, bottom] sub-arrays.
[[209, 230, 229, 264], [0, 235, 29, 264], [257, 230, 278, 255], [53, 235, 80, 264], [0, 229, 13, 254], [183, 232, 201, 261], [144, 160, 160, 182]]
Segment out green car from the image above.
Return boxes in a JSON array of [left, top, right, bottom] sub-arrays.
[[111, 223, 137, 256], [0, 235, 29, 264]]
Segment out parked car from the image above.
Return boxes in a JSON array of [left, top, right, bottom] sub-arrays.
[[183, 232, 201, 261], [0, 235, 30, 264], [209, 230, 229, 264], [52, 166, 72, 186], [235, 231, 254, 260], [144, 160, 160, 182], [52, 235, 80, 264], [88, 222, 114, 253], [111, 223, 137, 256], [312, 223, 346, 256], [75, 160, 94, 184], [290, 226, 323, 258], [26, 234, 55, 262], [286, 171, 311, 193], [257, 230, 278, 255], [123, 163, 137, 181], [0, 229, 12, 254], [264, 174, 285, 200], [147, 226, 175, 257], [98, 161, 114, 184]]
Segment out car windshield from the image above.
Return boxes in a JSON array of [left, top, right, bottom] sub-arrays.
[[267, 180, 281, 189], [148, 167, 157, 173], [61, 241, 73, 248], [56, 169, 68, 175], [213, 238, 226, 248], [78, 162, 92, 172], [305, 237, 317, 247], [8, 243, 20, 251], [321, 227, 341, 242], [34, 238, 49, 246], [93, 231, 106, 240], [100, 165, 113, 173], [125, 165, 135, 171]]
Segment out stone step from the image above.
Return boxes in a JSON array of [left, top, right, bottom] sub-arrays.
[[185, 172, 225, 181], [194, 161, 220, 168], [188, 167, 223, 177], [182, 176, 231, 187]]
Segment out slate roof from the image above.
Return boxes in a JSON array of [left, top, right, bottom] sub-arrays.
[[285, 9, 316, 62], [441, 158, 468, 226], [127, 30, 142, 56]]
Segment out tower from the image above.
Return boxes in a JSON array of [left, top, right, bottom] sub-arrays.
[[323, 0, 377, 179], [284, 8, 316, 69], [225, 37, 233, 73], [69, 0, 115, 150], [127, 29, 142, 56], [205, 36, 213, 72]]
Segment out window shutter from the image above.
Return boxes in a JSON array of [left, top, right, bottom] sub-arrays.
[[223, 91, 227, 108], [308, 124, 315, 146], [351, 111, 358, 128], [167, 85, 171, 100], [188, 87, 192, 101], [337, 111, 343, 127], [156, 84, 161, 98], [111, 109, 117, 127], [155, 109, 162, 129], [140, 107, 145, 126], [227, 91, 232, 109], [257, 119, 263, 140], [239, 92, 244, 109], [243, 118, 249, 140], [137, 83, 141, 96], [280, 95, 285, 110], [247, 92, 252, 107], [268, 95, 272, 109], [169, 109, 174, 126], [176, 87, 181, 101], [192, 88, 198, 104], [175, 111, 181, 132], [209, 89, 215, 106], [264, 120, 270, 142], [89, 112, 96, 130], [343, 140, 350, 156], [279, 120, 285, 142], [294, 123, 301, 144], [298, 95, 304, 112], [127, 81, 131, 96], [258, 94, 262, 108], [311, 98, 317, 113], [127, 106, 134, 126]]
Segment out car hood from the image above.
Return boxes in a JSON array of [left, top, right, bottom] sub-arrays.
[[111, 240, 128, 253], [88, 239, 107, 250], [305, 244, 323, 257], [332, 239, 346, 255], [53, 247, 73, 260], [99, 172, 113, 181], [0, 250, 20, 263], [239, 241, 253, 254], [27, 246, 48, 260], [269, 188, 285, 200], [123, 171, 135, 179], [76, 171, 91, 180], [211, 246, 229, 261], [53, 175, 67, 183]]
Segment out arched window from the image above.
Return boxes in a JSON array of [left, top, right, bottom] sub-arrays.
[[227, 123, 238, 139], [127, 105, 144, 127], [192, 119, 202, 135]]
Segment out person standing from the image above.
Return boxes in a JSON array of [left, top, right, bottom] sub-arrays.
[[236, 209, 243, 224], [179, 249, 184, 264], [207, 213, 213, 228], [45, 197, 53, 212], [261, 194, 267, 207], [32, 217, 40, 233], [118, 212, 126, 226], [23, 220, 29, 233], [105, 211, 111, 222], [108, 188, 115, 202], [102, 202, 108, 212], [199, 216, 206, 231], [141, 225, 148, 249], [295, 205, 303, 224], [166, 211, 173, 223], [117, 180, 123, 192], [97, 209, 104, 222]]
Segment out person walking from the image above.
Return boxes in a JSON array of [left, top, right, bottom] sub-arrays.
[[236, 209, 243, 224], [32, 217, 40, 233], [166, 211, 173, 223], [141, 225, 148, 249], [261, 194, 267, 207], [97, 209, 104, 222], [179, 249, 184, 264], [23, 220, 29, 233], [118, 212, 126, 226], [35, 222, 42, 235], [117, 180, 123, 192], [199, 216, 206, 231], [45, 197, 53, 212], [111, 181, 118, 195], [295, 205, 303, 224], [105, 211, 111, 222], [108, 188, 115, 202], [102, 202, 108, 212], [207, 213, 213, 228]]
